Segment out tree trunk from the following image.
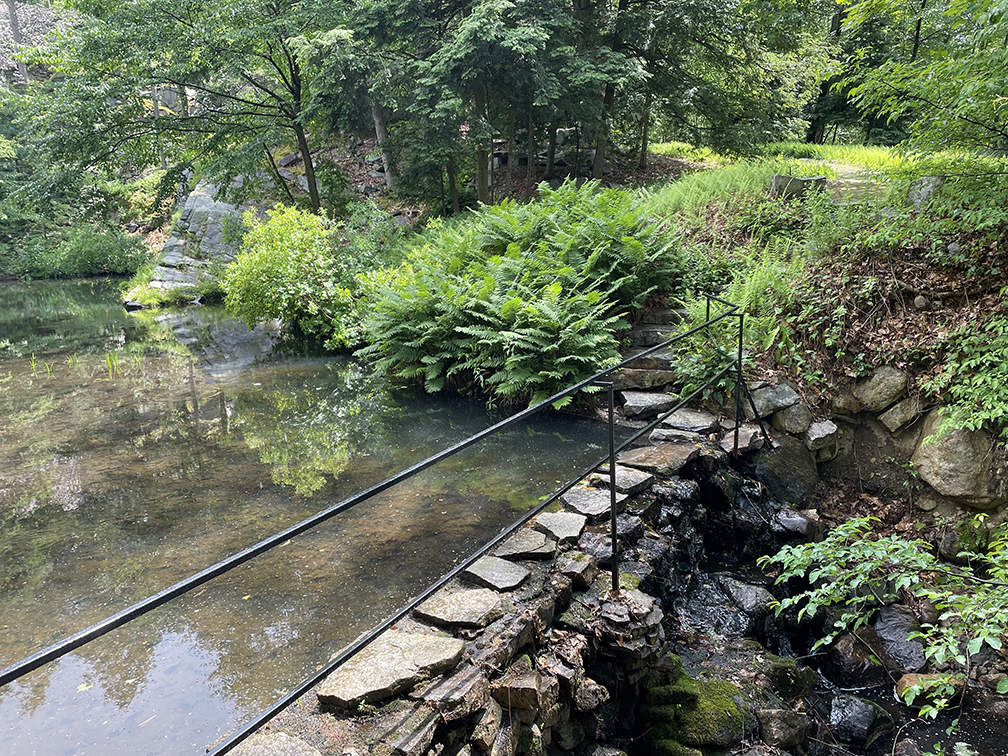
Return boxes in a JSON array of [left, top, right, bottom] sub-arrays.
[[474, 85, 490, 205], [293, 122, 321, 214], [447, 155, 460, 214], [910, 0, 927, 61], [525, 88, 535, 198], [638, 94, 651, 170], [371, 101, 398, 190], [6, 0, 28, 85], [506, 113, 516, 191], [545, 121, 558, 179], [592, 83, 615, 179]]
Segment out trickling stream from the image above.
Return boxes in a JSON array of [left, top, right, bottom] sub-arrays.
[[0, 280, 620, 756]]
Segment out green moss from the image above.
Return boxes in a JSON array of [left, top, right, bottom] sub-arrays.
[[642, 669, 745, 751], [762, 652, 816, 699], [619, 572, 641, 590], [653, 739, 703, 756]]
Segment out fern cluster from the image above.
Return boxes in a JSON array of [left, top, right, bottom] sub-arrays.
[[360, 180, 684, 408]]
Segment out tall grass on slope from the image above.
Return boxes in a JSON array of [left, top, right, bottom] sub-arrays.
[[642, 160, 832, 217]]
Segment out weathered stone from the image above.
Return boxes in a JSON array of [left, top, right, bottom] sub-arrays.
[[535, 511, 586, 544], [829, 694, 892, 747], [879, 396, 922, 433], [574, 677, 610, 711], [472, 699, 504, 751], [464, 556, 530, 591], [622, 348, 675, 370], [660, 408, 719, 434], [616, 513, 645, 543], [590, 464, 655, 495], [621, 391, 678, 418], [559, 552, 598, 589], [494, 529, 556, 560], [805, 420, 839, 451], [894, 739, 924, 756], [612, 368, 678, 391], [852, 366, 908, 413], [771, 173, 827, 198], [832, 393, 862, 416], [627, 324, 675, 347], [317, 630, 465, 709], [824, 634, 889, 687], [386, 703, 441, 756], [616, 445, 699, 476], [908, 175, 943, 212], [413, 663, 489, 721], [873, 606, 925, 672], [650, 427, 702, 444], [561, 488, 626, 520], [720, 424, 766, 454], [577, 532, 614, 567], [746, 383, 801, 419], [231, 732, 322, 756], [911, 410, 1008, 510], [492, 671, 541, 710], [771, 402, 813, 435], [757, 709, 811, 749], [414, 588, 504, 629]]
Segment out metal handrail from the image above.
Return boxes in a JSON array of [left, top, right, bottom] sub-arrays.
[[1, 294, 754, 755]]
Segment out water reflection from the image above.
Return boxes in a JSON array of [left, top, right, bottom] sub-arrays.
[[0, 280, 613, 754]]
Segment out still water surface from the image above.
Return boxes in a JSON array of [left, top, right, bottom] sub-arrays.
[[0, 280, 614, 755]]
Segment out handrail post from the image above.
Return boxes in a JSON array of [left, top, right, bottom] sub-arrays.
[[734, 313, 744, 455]]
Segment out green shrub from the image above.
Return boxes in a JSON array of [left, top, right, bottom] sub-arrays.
[[360, 180, 681, 407], [10, 225, 149, 278], [221, 202, 400, 349]]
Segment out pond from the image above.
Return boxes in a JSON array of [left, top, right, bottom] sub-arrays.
[[0, 279, 618, 756]]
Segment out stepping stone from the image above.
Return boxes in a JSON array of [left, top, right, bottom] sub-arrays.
[[231, 732, 322, 756], [620, 391, 678, 418], [317, 630, 464, 710], [590, 464, 654, 495], [534, 511, 587, 544], [649, 426, 702, 444], [659, 408, 719, 434], [561, 487, 626, 520], [720, 424, 765, 454], [617, 444, 699, 475], [494, 529, 556, 560], [414, 588, 503, 629], [464, 556, 529, 591]]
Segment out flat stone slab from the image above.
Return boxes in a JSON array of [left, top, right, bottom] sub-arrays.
[[535, 511, 587, 544], [561, 487, 626, 520], [649, 426, 702, 444], [414, 588, 503, 629], [412, 663, 490, 721], [494, 529, 556, 560], [317, 630, 465, 709], [590, 464, 654, 495], [617, 444, 699, 476], [464, 556, 529, 591], [660, 408, 719, 434], [231, 732, 322, 756], [621, 391, 678, 418]]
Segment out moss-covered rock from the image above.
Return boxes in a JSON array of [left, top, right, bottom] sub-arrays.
[[762, 652, 816, 700], [642, 668, 745, 752]]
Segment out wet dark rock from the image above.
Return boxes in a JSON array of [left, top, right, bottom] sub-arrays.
[[676, 574, 752, 637], [559, 552, 599, 590], [824, 633, 890, 687], [894, 738, 924, 756], [873, 605, 926, 672], [578, 532, 614, 567], [575, 678, 611, 712], [616, 514, 645, 543], [653, 478, 700, 508], [718, 576, 775, 617], [828, 693, 893, 747], [123, 299, 145, 312], [757, 708, 811, 749], [743, 435, 818, 507], [772, 508, 822, 541]]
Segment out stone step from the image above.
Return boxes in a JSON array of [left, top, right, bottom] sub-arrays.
[[639, 308, 685, 325], [620, 347, 677, 371], [626, 323, 676, 347]]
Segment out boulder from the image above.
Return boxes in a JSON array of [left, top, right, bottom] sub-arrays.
[[911, 410, 1008, 510], [621, 391, 678, 418], [873, 605, 926, 672], [770, 174, 827, 199], [771, 402, 813, 435], [743, 435, 819, 507], [660, 408, 719, 434], [852, 366, 908, 413], [757, 708, 811, 749], [829, 694, 892, 747], [879, 396, 922, 433], [745, 383, 801, 420]]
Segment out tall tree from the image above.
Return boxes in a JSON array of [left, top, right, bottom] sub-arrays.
[[21, 0, 339, 212], [5, 0, 29, 84]]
